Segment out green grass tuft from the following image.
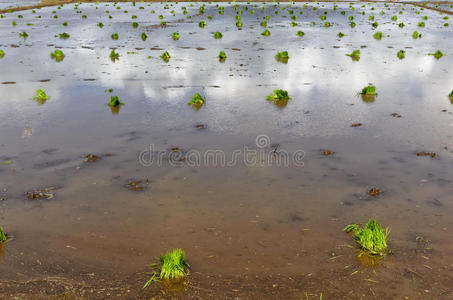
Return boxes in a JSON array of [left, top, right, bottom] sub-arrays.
[[346, 49, 360, 61], [344, 219, 390, 255]]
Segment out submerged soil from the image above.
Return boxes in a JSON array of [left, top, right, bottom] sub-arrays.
[[0, 1, 453, 298]]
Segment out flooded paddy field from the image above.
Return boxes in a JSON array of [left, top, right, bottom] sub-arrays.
[[0, 1, 453, 298]]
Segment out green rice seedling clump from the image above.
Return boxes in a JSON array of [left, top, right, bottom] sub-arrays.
[[261, 29, 270, 36], [361, 85, 377, 95], [346, 49, 360, 61], [111, 33, 119, 40], [159, 249, 189, 280], [188, 93, 205, 106], [266, 89, 290, 102], [172, 32, 179, 41], [427, 50, 443, 59], [108, 95, 124, 107], [19, 31, 28, 39], [297, 31, 305, 37], [50, 49, 65, 62], [141, 32, 147, 41], [33, 88, 49, 102], [213, 32, 223, 39], [275, 51, 289, 63], [344, 219, 390, 255], [449, 90, 453, 98], [412, 31, 421, 39], [397, 50, 405, 59], [59, 32, 70, 39], [199, 21, 206, 28], [110, 49, 119, 61], [337, 32, 346, 38], [218, 51, 227, 61], [0, 49, 4, 58], [0, 226, 6, 242], [161, 51, 170, 63], [373, 31, 383, 40]]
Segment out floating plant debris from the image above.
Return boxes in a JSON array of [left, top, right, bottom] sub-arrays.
[[368, 187, 382, 197], [416, 151, 437, 158], [322, 149, 335, 156], [26, 187, 57, 200], [84, 154, 100, 163], [143, 248, 189, 289], [50, 49, 65, 62], [343, 219, 390, 255], [125, 179, 149, 191], [346, 49, 360, 61]]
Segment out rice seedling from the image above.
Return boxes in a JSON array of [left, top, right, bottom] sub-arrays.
[[111, 33, 119, 40], [0, 49, 4, 58], [412, 31, 421, 39], [275, 51, 289, 63], [0, 227, 6, 243], [97, 22, 104, 28], [33, 88, 49, 103], [161, 51, 170, 63], [132, 22, 139, 28], [198, 21, 206, 28], [59, 32, 70, 39], [141, 32, 147, 41], [391, 15, 397, 21], [373, 31, 383, 40], [324, 21, 331, 27], [346, 50, 360, 61], [108, 95, 124, 107], [19, 31, 28, 39], [218, 51, 227, 62], [350, 22, 356, 28], [427, 50, 443, 59], [266, 89, 290, 102], [337, 32, 346, 38], [62, 22, 68, 26], [172, 32, 179, 41], [143, 249, 189, 289], [449, 90, 453, 99], [398, 22, 405, 28], [360, 85, 377, 95], [236, 21, 243, 28], [188, 93, 205, 107], [418, 22, 425, 27], [343, 219, 390, 256], [50, 49, 65, 62], [261, 29, 271, 36], [213, 32, 223, 39], [397, 50, 405, 59], [372, 21, 378, 28], [260, 20, 267, 27], [297, 31, 305, 37], [110, 49, 119, 62]]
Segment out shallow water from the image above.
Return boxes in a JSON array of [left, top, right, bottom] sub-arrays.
[[0, 1, 453, 298]]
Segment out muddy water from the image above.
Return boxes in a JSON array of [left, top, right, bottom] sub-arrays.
[[0, 1, 453, 298]]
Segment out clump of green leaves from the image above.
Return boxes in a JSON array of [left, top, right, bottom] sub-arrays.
[[33, 88, 49, 103], [111, 33, 119, 40], [143, 249, 189, 289], [427, 50, 443, 59], [108, 95, 124, 107], [372, 21, 378, 28], [449, 90, 453, 98], [337, 32, 346, 38], [0, 227, 6, 243], [360, 85, 377, 95], [297, 31, 305, 37], [346, 49, 360, 61], [261, 29, 270, 36], [141, 32, 147, 41], [198, 21, 207, 28], [161, 51, 170, 63], [50, 49, 65, 62], [397, 50, 405, 59], [213, 32, 223, 39], [266, 89, 290, 102], [0, 49, 4, 58], [373, 31, 383, 40], [172, 32, 179, 41], [97, 22, 104, 28], [132, 22, 139, 28], [218, 51, 227, 62], [59, 32, 70, 39], [110, 49, 119, 61], [188, 93, 205, 107], [418, 21, 425, 27], [275, 51, 289, 63], [343, 219, 390, 255]]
